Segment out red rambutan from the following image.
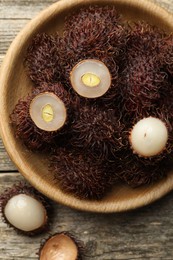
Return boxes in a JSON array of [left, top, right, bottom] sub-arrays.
[[10, 83, 72, 152], [50, 147, 116, 200], [25, 33, 64, 86], [70, 102, 127, 159], [60, 5, 127, 105]]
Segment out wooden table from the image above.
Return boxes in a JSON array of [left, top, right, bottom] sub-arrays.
[[1, 0, 173, 259]]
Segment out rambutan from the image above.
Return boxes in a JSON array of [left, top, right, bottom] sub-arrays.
[[0, 183, 52, 235], [70, 103, 127, 159], [25, 33, 64, 86], [10, 83, 72, 152], [60, 5, 127, 105], [120, 22, 170, 116], [109, 150, 169, 187], [128, 111, 173, 161], [50, 147, 116, 200]]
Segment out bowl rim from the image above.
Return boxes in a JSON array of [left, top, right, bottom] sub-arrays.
[[1, 0, 173, 213]]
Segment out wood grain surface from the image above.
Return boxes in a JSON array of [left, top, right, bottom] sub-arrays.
[[1, 0, 173, 259]]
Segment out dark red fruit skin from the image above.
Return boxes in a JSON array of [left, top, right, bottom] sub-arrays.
[[0, 182, 53, 236], [10, 83, 72, 152], [109, 110, 173, 187], [60, 5, 127, 106], [108, 149, 170, 187], [25, 33, 64, 86], [119, 22, 171, 118], [49, 147, 119, 200], [70, 102, 128, 159]]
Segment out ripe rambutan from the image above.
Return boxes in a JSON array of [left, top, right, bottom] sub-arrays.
[[70, 102, 127, 159], [128, 111, 173, 161], [10, 83, 72, 152], [25, 33, 64, 86], [0, 183, 52, 235], [109, 150, 169, 187], [50, 147, 116, 200], [60, 5, 127, 105], [39, 231, 84, 260], [120, 22, 170, 116]]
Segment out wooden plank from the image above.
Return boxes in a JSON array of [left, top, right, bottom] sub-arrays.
[[0, 0, 173, 58], [0, 139, 17, 172], [0, 0, 55, 19], [1, 173, 173, 259]]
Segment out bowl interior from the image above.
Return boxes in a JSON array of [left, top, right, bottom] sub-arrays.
[[1, 0, 173, 212]]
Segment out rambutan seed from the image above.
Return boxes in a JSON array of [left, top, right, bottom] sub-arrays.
[[129, 117, 168, 157], [39, 232, 84, 260], [70, 59, 111, 98]]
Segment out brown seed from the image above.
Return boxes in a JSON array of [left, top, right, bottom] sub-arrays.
[[40, 233, 78, 260]]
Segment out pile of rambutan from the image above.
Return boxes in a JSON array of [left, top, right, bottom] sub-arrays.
[[10, 5, 173, 200]]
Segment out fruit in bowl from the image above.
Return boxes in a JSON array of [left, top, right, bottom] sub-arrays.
[[1, 0, 173, 212]]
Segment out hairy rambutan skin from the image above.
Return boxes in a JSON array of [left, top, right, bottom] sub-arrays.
[[120, 22, 170, 117], [0, 182, 52, 236], [60, 5, 127, 105], [25, 33, 64, 86], [70, 103, 128, 159], [109, 150, 169, 187], [39, 231, 84, 260], [158, 34, 173, 76], [10, 83, 72, 152], [50, 147, 116, 200]]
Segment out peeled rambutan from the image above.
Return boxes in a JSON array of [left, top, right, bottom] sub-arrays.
[[25, 33, 64, 86], [128, 111, 173, 162], [50, 147, 116, 200], [70, 102, 127, 159], [10, 83, 72, 152], [39, 231, 84, 260], [0, 183, 52, 236], [109, 112, 173, 186], [60, 5, 127, 105]]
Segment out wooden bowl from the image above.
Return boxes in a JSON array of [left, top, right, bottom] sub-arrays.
[[1, 0, 173, 213]]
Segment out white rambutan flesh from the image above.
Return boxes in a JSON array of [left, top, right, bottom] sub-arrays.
[[4, 194, 47, 232], [29, 92, 67, 132], [130, 117, 168, 157], [70, 59, 111, 98]]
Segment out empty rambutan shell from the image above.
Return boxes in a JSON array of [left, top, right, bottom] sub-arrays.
[[10, 83, 71, 151], [0, 183, 51, 235], [50, 147, 115, 200], [70, 59, 111, 98], [39, 232, 84, 260]]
